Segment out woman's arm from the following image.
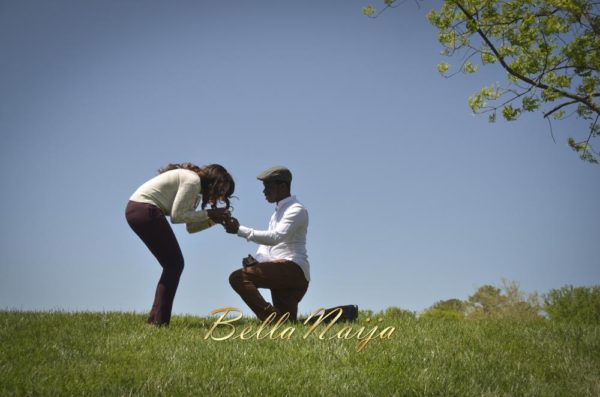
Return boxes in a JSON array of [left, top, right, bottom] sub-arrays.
[[186, 219, 216, 234], [170, 180, 209, 224]]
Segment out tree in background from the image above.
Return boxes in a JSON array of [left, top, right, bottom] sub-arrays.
[[421, 298, 466, 319], [420, 279, 541, 319], [465, 284, 507, 317], [433, 298, 466, 312], [364, 0, 600, 163], [466, 279, 542, 319], [544, 285, 600, 323]]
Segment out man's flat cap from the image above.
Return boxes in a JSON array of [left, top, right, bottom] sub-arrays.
[[256, 166, 292, 183]]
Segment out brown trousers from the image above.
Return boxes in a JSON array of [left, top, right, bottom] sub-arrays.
[[229, 261, 308, 321], [126, 200, 184, 325]]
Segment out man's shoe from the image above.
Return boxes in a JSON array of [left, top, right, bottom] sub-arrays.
[[306, 305, 359, 324], [345, 304, 359, 322]]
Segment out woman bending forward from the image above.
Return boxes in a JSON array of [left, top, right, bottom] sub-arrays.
[[126, 163, 234, 326]]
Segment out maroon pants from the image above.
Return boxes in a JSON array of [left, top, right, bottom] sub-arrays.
[[229, 261, 309, 321], [126, 200, 184, 325]]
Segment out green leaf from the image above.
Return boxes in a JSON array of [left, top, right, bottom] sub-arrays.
[[568, 138, 599, 164], [479, 84, 502, 100], [468, 93, 485, 112], [437, 62, 450, 74], [502, 105, 520, 121], [362, 4, 375, 17], [463, 60, 478, 74], [522, 97, 539, 112], [466, 19, 478, 33], [555, 75, 571, 88], [481, 52, 497, 65], [541, 88, 561, 102]]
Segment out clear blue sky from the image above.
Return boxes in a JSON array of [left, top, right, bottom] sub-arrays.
[[1, 0, 598, 317]]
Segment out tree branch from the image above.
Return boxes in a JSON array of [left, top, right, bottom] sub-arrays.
[[582, 114, 599, 154], [545, 115, 557, 143], [365, 0, 423, 18], [451, 0, 600, 114], [543, 100, 579, 118], [582, 10, 600, 36]]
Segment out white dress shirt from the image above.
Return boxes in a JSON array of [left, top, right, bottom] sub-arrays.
[[237, 195, 310, 281]]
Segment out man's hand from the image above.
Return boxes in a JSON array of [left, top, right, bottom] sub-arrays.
[[223, 217, 240, 234], [206, 208, 230, 224], [242, 255, 258, 267]]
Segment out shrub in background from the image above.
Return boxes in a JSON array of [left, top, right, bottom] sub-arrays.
[[381, 306, 416, 320], [544, 285, 600, 324]]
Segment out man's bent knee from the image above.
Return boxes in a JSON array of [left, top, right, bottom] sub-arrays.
[[229, 269, 244, 288]]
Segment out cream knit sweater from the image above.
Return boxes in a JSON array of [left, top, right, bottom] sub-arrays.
[[129, 169, 215, 233]]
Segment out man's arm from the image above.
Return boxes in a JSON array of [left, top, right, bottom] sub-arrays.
[[236, 205, 307, 246], [222, 217, 270, 261]]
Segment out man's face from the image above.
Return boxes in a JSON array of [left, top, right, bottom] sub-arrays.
[[262, 180, 287, 203]]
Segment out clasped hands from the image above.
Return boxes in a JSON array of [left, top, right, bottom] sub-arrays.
[[206, 208, 240, 234]]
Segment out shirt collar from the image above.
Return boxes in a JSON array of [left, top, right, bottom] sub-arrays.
[[276, 195, 296, 210]]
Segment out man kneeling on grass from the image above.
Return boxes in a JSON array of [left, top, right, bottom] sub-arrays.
[[222, 166, 309, 322]]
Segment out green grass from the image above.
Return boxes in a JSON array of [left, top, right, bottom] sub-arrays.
[[1, 311, 599, 396]]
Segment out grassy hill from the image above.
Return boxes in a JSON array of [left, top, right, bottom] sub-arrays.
[[1, 310, 599, 396]]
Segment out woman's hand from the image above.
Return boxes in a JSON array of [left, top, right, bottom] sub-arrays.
[[223, 217, 240, 234], [206, 208, 231, 224]]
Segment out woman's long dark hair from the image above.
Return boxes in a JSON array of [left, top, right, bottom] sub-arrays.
[[158, 163, 235, 209]]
